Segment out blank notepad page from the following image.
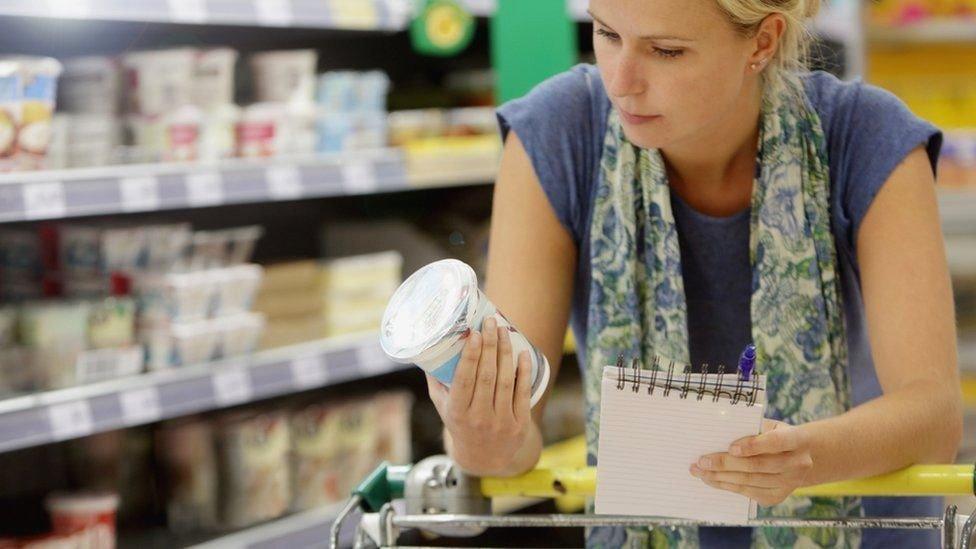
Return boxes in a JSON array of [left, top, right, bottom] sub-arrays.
[[595, 366, 765, 523]]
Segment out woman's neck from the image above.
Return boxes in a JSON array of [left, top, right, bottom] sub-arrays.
[[663, 82, 763, 217]]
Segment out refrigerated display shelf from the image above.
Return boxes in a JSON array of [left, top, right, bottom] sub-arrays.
[[0, 147, 498, 224], [868, 20, 976, 44], [939, 188, 976, 234], [0, 0, 497, 28], [0, 0, 413, 30], [185, 503, 351, 549], [0, 333, 406, 454]]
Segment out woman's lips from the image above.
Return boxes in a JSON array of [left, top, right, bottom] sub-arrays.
[[619, 109, 661, 125]]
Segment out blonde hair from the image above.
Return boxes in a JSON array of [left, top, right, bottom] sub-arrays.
[[713, 0, 821, 95]]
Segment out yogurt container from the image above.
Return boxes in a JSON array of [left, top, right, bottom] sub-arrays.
[[45, 491, 119, 547], [380, 259, 550, 407]]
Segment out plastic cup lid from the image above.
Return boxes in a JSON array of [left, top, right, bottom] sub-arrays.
[[380, 259, 477, 363], [45, 492, 120, 514]]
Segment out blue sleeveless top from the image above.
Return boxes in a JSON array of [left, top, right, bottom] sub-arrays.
[[497, 65, 943, 548]]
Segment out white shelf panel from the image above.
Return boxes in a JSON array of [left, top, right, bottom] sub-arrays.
[[0, 0, 414, 30], [0, 147, 498, 223], [0, 333, 409, 454]]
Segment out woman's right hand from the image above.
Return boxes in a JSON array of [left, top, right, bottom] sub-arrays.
[[426, 315, 536, 476]]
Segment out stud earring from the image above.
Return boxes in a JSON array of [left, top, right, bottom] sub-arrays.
[[751, 58, 768, 71]]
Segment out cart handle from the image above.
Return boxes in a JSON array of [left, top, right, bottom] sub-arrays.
[[480, 464, 976, 499]]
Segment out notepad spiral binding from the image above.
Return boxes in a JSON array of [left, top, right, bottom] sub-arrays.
[[613, 355, 763, 407]]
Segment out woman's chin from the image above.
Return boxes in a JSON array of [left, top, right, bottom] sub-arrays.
[[621, 126, 670, 150]]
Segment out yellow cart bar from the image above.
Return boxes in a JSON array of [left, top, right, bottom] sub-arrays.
[[481, 464, 976, 499]]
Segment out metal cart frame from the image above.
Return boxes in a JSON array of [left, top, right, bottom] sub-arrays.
[[330, 455, 976, 549]]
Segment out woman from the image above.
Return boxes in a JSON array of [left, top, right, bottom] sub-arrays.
[[425, 0, 963, 546]]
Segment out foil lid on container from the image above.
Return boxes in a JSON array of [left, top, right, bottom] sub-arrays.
[[380, 259, 477, 363]]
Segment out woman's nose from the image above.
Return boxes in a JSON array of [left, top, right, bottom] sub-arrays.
[[607, 52, 645, 99]]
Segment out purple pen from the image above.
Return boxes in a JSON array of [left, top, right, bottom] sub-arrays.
[[738, 344, 756, 381]]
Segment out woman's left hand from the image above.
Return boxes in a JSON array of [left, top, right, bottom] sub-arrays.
[[689, 419, 814, 506]]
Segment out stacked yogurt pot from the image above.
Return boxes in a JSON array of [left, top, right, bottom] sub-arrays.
[[380, 259, 550, 407]]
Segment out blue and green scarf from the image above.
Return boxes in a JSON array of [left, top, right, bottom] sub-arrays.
[[584, 78, 863, 548]]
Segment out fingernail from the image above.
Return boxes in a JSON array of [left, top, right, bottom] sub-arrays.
[[698, 457, 712, 469], [730, 445, 742, 456], [689, 465, 700, 476], [485, 316, 496, 330], [460, 328, 472, 339]]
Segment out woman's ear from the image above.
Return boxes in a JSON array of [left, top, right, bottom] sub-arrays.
[[748, 14, 786, 70]]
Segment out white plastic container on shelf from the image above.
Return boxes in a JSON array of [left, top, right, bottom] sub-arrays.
[[19, 301, 91, 389], [128, 105, 202, 163], [217, 312, 266, 358], [0, 56, 63, 171], [215, 411, 291, 529], [133, 270, 219, 324], [316, 110, 387, 153], [213, 264, 264, 316], [59, 56, 122, 114], [60, 113, 122, 168], [121, 48, 196, 117], [199, 103, 240, 162], [236, 101, 316, 157], [175, 226, 263, 272], [45, 492, 120, 545], [142, 319, 221, 370], [59, 225, 148, 278], [192, 48, 238, 111], [236, 102, 282, 158], [315, 70, 390, 112], [249, 49, 318, 105], [319, 251, 403, 294]]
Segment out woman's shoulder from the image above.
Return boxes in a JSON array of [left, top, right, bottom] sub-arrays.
[[802, 70, 922, 129], [801, 70, 943, 250], [495, 64, 611, 243], [496, 63, 610, 137]]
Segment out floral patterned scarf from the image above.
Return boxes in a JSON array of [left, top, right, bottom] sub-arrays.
[[584, 79, 863, 548]]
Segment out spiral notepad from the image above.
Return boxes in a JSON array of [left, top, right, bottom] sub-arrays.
[[595, 358, 767, 524]]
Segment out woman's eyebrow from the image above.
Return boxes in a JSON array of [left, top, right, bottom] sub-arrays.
[[587, 10, 695, 42]]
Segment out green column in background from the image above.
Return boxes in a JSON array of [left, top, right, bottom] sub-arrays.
[[491, 0, 578, 104]]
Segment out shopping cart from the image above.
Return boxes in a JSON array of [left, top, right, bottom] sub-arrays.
[[330, 438, 976, 548]]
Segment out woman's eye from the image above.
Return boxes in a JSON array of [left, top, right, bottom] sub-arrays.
[[653, 48, 684, 59], [595, 28, 620, 41]]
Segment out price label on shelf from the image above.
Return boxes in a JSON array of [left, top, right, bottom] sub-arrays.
[[22, 182, 67, 220], [119, 176, 161, 212], [266, 165, 303, 200], [212, 366, 253, 406], [460, 0, 496, 16], [329, 0, 378, 29], [290, 355, 329, 389], [357, 343, 391, 375], [47, 401, 95, 441], [119, 387, 162, 426], [341, 160, 378, 194], [168, 0, 208, 23], [47, 0, 92, 18], [185, 172, 224, 207], [255, 0, 294, 26]]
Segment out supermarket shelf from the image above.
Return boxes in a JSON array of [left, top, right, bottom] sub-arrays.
[[946, 236, 976, 276], [962, 334, 976, 371], [939, 188, 976, 234], [0, 332, 407, 454], [188, 502, 351, 549], [0, 0, 414, 30], [0, 147, 498, 224], [867, 20, 976, 44], [0, 0, 497, 28]]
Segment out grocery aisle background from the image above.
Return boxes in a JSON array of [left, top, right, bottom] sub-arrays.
[[0, 0, 972, 547]]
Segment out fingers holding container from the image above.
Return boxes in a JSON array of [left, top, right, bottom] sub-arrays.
[[379, 259, 552, 409]]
